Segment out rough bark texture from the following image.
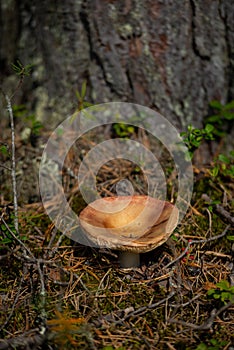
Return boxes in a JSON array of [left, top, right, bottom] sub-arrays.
[[0, 0, 233, 129]]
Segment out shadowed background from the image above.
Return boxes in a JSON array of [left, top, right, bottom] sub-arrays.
[[0, 0, 233, 129]]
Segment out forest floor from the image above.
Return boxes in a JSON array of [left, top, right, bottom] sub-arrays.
[[0, 116, 234, 350]]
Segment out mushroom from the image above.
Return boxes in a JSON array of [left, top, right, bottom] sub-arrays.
[[79, 195, 179, 268]]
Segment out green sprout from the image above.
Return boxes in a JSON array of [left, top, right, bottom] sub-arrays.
[[207, 280, 234, 304], [209, 151, 234, 179], [69, 80, 95, 124], [180, 123, 215, 160], [11, 60, 33, 77]]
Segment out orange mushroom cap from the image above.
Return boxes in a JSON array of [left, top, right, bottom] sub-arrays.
[[79, 195, 179, 253]]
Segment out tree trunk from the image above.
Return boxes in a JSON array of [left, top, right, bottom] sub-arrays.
[[0, 0, 233, 130]]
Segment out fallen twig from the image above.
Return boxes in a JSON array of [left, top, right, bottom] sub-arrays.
[[0, 328, 46, 350], [6, 94, 19, 232], [163, 225, 230, 270], [168, 300, 233, 330], [0, 274, 24, 332], [0, 216, 34, 260], [202, 194, 234, 225], [93, 291, 176, 327]]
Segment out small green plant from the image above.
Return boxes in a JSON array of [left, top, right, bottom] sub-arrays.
[[0, 144, 8, 156], [0, 213, 27, 246], [210, 151, 234, 179], [0, 223, 16, 245], [69, 80, 95, 123], [113, 122, 135, 138], [205, 199, 221, 213], [196, 339, 228, 350], [206, 100, 234, 137], [11, 60, 33, 77], [207, 280, 234, 304], [180, 124, 215, 159]]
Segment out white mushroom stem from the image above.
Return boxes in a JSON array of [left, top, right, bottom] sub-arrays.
[[118, 251, 140, 268]]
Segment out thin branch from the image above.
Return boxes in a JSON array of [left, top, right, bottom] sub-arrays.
[[169, 300, 233, 330], [0, 163, 12, 171], [202, 194, 234, 225], [6, 94, 19, 232], [0, 216, 34, 260], [0, 328, 46, 350], [93, 291, 176, 327], [0, 274, 24, 332], [163, 225, 230, 270]]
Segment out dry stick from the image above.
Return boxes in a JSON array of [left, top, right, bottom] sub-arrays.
[[202, 193, 234, 226], [163, 224, 231, 270], [0, 328, 46, 350], [94, 291, 176, 327], [6, 95, 19, 232], [0, 274, 24, 332], [1, 216, 34, 260], [169, 300, 233, 330], [0, 163, 12, 171]]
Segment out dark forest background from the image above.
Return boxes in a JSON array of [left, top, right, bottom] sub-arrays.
[[0, 0, 233, 130]]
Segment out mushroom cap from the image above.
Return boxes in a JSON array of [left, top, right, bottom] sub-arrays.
[[79, 195, 179, 253]]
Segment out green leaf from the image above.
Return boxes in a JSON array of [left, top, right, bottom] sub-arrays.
[[209, 100, 223, 110], [83, 102, 94, 107], [223, 100, 234, 110], [227, 235, 234, 241], [171, 234, 178, 242], [207, 289, 215, 296], [226, 165, 234, 178], [1, 238, 12, 244], [213, 293, 220, 299], [210, 339, 217, 346], [205, 124, 214, 133], [180, 131, 186, 137], [221, 292, 231, 301], [1, 224, 7, 231], [222, 111, 234, 120], [206, 115, 222, 123], [211, 200, 221, 205], [216, 280, 229, 290], [75, 89, 81, 100], [127, 126, 135, 133], [81, 80, 87, 99], [191, 139, 201, 147], [195, 343, 207, 350], [0, 145, 8, 155], [218, 154, 230, 164], [210, 166, 219, 177]]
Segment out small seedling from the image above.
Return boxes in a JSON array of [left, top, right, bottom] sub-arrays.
[[11, 60, 33, 77], [196, 339, 228, 350], [0, 144, 8, 155], [207, 280, 234, 304], [210, 151, 234, 179], [180, 124, 215, 159], [113, 122, 135, 138], [69, 80, 95, 124]]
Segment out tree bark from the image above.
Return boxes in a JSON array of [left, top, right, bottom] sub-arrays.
[[0, 0, 233, 130]]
